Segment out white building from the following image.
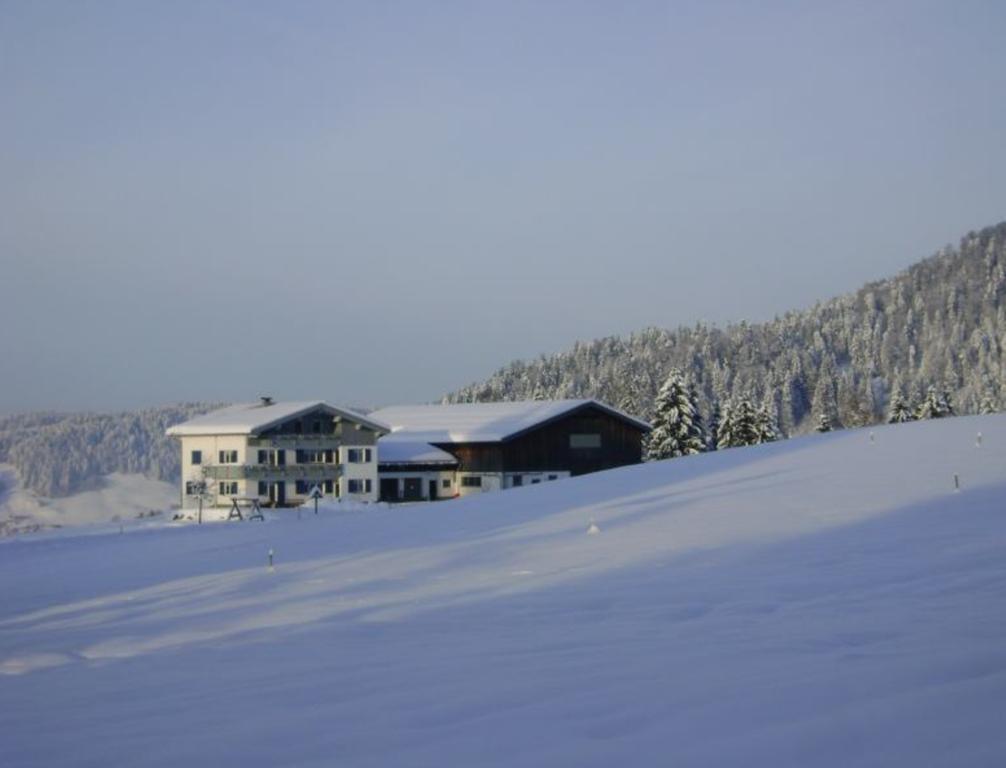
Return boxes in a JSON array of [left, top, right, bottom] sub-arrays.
[[166, 398, 389, 509]]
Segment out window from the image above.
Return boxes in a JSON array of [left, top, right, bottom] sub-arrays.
[[324, 479, 334, 494], [185, 481, 204, 496], [258, 481, 268, 496], [258, 449, 269, 465], [347, 479, 373, 494], [218, 481, 238, 495], [512, 475, 523, 487], [461, 476, 482, 488], [364, 448, 372, 463], [295, 480, 310, 495], [191, 450, 202, 465], [569, 433, 601, 449], [441, 479, 451, 489], [297, 449, 334, 464], [218, 450, 239, 464], [347, 448, 367, 463], [548, 474, 558, 481], [312, 420, 322, 434], [531, 479, 541, 484]]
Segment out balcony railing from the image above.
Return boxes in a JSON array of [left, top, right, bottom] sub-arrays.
[[248, 435, 366, 448], [203, 464, 341, 481]]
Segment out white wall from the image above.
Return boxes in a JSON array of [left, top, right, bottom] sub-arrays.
[[341, 445, 379, 502]]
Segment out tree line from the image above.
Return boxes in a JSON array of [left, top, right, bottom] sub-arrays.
[[446, 223, 1006, 442], [0, 403, 220, 497]]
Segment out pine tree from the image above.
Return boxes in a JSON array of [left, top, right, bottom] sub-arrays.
[[717, 398, 759, 448], [915, 386, 949, 419], [816, 412, 833, 432], [645, 369, 706, 460], [941, 387, 955, 417], [689, 382, 707, 445], [755, 402, 779, 443], [887, 392, 914, 423], [979, 392, 998, 414], [707, 401, 722, 451]]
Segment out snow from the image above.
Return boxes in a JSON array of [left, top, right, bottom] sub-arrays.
[[376, 440, 458, 465], [371, 398, 650, 443], [0, 467, 177, 535], [166, 400, 389, 436], [2, 415, 1006, 766]]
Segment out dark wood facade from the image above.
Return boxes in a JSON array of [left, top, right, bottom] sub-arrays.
[[433, 403, 646, 476]]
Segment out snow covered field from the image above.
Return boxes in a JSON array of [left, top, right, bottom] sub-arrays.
[[2, 415, 1005, 767], [0, 467, 177, 535]]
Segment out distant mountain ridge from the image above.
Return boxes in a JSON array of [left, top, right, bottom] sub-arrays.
[[445, 222, 1006, 432]]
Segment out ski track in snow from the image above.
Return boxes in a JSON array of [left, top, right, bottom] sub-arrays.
[[1, 415, 1006, 766]]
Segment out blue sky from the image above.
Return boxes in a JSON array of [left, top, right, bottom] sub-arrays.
[[2, 1, 1005, 413]]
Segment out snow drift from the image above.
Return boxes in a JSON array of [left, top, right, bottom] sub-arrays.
[[1, 415, 1005, 767]]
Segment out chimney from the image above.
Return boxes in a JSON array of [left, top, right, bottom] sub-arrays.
[[260, 396, 274, 407]]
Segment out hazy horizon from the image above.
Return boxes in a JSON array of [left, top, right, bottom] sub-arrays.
[[3, 1, 1006, 415]]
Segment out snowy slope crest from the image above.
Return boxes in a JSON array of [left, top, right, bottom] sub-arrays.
[[2, 415, 1006, 767]]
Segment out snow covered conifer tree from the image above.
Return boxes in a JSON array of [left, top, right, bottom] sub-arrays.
[[941, 388, 955, 417], [755, 402, 779, 444], [645, 368, 706, 460], [707, 401, 722, 451], [689, 381, 707, 445], [717, 398, 759, 448], [887, 391, 914, 423], [979, 392, 998, 414], [915, 386, 949, 420]]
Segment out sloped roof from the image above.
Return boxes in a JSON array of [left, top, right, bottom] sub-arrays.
[[369, 399, 650, 444], [377, 440, 459, 466], [166, 401, 390, 437]]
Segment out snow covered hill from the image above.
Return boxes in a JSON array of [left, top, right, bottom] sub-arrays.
[[2, 415, 1006, 767], [0, 467, 177, 535]]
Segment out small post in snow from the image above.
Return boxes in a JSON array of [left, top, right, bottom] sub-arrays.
[[976, 432, 983, 448], [954, 474, 960, 492], [869, 431, 875, 444], [309, 485, 323, 516], [268, 548, 275, 572]]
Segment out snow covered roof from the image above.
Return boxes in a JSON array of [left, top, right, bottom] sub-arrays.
[[369, 399, 651, 444], [377, 440, 458, 466], [166, 401, 390, 437]]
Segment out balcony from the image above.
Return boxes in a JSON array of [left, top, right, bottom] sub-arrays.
[[248, 435, 345, 447], [203, 464, 341, 481]]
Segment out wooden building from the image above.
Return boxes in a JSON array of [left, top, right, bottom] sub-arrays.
[[372, 399, 651, 500]]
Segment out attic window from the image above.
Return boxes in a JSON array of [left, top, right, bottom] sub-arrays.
[[569, 433, 601, 449]]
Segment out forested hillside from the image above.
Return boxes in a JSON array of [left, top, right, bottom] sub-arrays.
[[5, 223, 1005, 500], [0, 404, 221, 498], [447, 223, 1006, 433]]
